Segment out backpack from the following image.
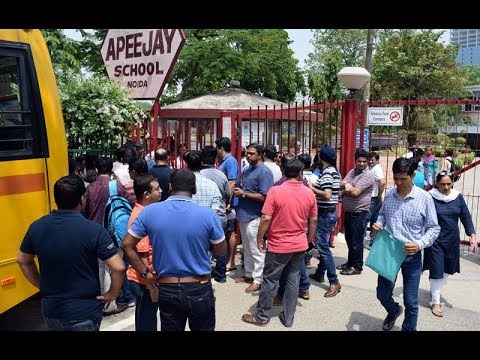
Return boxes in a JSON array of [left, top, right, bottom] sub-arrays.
[[103, 180, 132, 247], [446, 157, 461, 182]]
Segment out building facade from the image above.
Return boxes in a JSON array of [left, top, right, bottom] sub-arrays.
[[450, 29, 480, 66]]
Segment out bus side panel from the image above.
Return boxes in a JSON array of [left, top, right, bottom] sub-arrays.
[[19, 29, 69, 211], [0, 161, 48, 313], [0, 30, 68, 314]]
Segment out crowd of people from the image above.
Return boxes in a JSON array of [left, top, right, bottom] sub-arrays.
[[17, 138, 477, 331]]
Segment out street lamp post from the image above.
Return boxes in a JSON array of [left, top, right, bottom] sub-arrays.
[[337, 67, 371, 179]]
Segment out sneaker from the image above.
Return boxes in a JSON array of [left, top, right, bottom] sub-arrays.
[[214, 277, 227, 283], [382, 304, 403, 331]]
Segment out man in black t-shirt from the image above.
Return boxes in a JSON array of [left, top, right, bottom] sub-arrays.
[[17, 175, 125, 331], [149, 146, 173, 201]]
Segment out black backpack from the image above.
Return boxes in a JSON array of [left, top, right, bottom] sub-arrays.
[[446, 158, 461, 182]]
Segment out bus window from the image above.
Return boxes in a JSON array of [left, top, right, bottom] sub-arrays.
[[0, 42, 48, 160]]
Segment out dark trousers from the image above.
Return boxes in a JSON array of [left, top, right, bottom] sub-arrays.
[[367, 197, 382, 231], [158, 281, 215, 331], [129, 280, 159, 331], [344, 211, 369, 271], [255, 251, 304, 326]]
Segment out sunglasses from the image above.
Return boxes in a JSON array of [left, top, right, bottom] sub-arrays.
[[438, 171, 452, 176]]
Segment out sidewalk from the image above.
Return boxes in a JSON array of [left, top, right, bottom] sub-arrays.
[[101, 233, 480, 331], [213, 233, 480, 331]]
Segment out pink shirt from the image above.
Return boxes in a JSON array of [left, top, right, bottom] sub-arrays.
[[262, 181, 317, 254]]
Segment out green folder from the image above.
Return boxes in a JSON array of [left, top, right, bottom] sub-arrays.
[[365, 228, 407, 283]]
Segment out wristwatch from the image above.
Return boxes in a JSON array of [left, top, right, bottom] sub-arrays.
[[140, 268, 150, 278]]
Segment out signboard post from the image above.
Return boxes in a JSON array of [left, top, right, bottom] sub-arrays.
[[100, 29, 186, 100], [367, 107, 403, 126]]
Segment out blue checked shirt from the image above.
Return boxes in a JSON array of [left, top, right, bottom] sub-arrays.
[[377, 186, 440, 250]]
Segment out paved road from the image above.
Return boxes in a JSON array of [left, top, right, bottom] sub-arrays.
[[101, 234, 480, 331]]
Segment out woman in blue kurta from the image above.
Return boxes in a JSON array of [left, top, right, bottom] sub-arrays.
[[424, 172, 477, 317]]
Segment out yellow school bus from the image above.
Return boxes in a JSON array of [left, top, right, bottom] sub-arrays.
[[0, 29, 67, 314]]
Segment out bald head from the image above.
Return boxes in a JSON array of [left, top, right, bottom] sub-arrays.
[[155, 147, 169, 163]]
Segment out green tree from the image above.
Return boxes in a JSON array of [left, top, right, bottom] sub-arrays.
[[162, 29, 306, 104], [306, 29, 367, 101], [59, 73, 147, 153], [462, 65, 480, 86], [41, 29, 83, 76], [371, 30, 468, 131], [371, 30, 468, 100], [41, 30, 146, 152], [75, 29, 107, 75]]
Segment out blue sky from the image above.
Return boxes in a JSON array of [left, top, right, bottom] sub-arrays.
[[285, 29, 314, 68]]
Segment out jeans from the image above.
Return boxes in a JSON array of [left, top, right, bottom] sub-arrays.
[[129, 280, 159, 331], [255, 251, 304, 326], [212, 254, 227, 281], [277, 260, 310, 296], [211, 226, 231, 281], [366, 197, 382, 237], [117, 255, 134, 305], [314, 211, 339, 284], [344, 211, 369, 271], [157, 281, 215, 331], [43, 316, 101, 331], [376, 252, 422, 331]]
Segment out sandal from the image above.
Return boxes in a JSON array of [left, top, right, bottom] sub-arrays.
[[431, 304, 443, 317], [241, 313, 269, 327]]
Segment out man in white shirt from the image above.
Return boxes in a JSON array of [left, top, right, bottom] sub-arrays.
[[262, 145, 282, 183], [366, 152, 386, 246]]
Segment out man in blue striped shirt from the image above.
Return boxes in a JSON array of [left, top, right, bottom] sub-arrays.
[[372, 157, 440, 331]]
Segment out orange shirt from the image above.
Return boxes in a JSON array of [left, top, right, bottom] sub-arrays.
[[126, 203, 154, 285]]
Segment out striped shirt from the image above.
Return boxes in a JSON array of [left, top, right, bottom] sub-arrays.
[[314, 166, 341, 209], [377, 186, 440, 250]]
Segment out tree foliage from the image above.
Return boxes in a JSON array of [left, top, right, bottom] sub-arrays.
[[462, 65, 480, 86], [41, 29, 146, 152], [59, 73, 146, 153], [162, 29, 306, 104], [371, 30, 468, 100], [41, 29, 83, 76], [306, 29, 368, 101]]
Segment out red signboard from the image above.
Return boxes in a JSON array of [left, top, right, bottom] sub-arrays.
[[100, 29, 186, 100]]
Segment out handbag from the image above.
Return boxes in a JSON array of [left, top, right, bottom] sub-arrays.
[[365, 228, 406, 283]]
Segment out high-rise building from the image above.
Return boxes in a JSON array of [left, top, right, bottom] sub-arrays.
[[450, 29, 480, 66]]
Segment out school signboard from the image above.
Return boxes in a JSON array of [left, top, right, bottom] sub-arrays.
[[367, 107, 403, 126], [100, 29, 186, 100]]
